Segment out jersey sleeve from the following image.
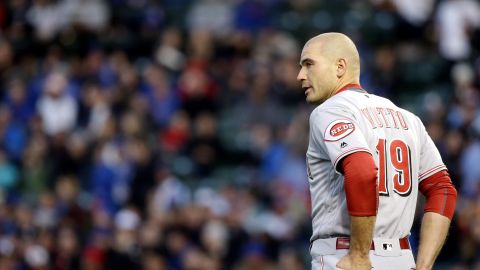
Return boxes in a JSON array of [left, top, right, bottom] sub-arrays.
[[310, 106, 372, 173], [417, 118, 447, 182]]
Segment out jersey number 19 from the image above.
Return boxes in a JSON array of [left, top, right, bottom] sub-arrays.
[[376, 139, 412, 197]]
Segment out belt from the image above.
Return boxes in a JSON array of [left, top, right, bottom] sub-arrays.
[[336, 237, 411, 250]]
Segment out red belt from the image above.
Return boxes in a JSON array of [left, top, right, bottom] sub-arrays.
[[336, 237, 410, 250]]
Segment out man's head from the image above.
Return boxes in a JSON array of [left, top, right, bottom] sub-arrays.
[[297, 32, 360, 104]]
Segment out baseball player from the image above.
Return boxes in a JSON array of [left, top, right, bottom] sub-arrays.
[[297, 33, 457, 270]]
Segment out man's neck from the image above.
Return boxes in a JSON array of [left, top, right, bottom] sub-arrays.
[[330, 80, 361, 97]]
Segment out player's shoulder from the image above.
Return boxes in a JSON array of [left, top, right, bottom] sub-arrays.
[[370, 94, 425, 129], [309, 96, 355, 124], [319, 92, 356, 111], [349, 90, 425, 128], [312, 97, 349, 116], [379, 96, 422, 123], [314, 91, 368, 115]]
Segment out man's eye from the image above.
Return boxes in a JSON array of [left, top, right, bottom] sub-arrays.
[[306, 62, 313, 67]]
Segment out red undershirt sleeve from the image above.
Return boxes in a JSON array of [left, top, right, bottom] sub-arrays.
[[340, 152, 379, 216], [419, 170, 457, 220]]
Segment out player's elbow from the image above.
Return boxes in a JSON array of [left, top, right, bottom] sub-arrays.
[[420, 170, 457, 220], [447, 184, 458, 202], [424, 184, 457, 220]]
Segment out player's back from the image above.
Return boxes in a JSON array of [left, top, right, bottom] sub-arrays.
[[321, 89, 445, 239]]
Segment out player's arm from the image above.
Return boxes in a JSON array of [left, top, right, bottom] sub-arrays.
[[416, 170, 457, 270], [336, 152, 378, 269]]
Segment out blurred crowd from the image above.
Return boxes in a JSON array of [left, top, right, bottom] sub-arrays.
[[0, 0, 479, 269]]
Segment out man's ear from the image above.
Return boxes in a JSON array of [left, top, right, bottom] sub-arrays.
[[336, 58, 347, 78]]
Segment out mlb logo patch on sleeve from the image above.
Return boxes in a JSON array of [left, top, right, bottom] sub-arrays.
[[324, 119, 355, 142]]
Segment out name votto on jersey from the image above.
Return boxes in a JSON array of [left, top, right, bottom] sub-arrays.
[[361, 107, 409, 130]]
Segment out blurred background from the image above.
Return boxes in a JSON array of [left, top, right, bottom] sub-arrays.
[[0, 0, 479, 269]]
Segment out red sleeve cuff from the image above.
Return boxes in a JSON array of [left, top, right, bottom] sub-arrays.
[[419, 170, 457, 220], [341, 152, 379, 216]]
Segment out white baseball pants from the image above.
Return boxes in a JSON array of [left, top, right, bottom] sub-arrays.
[[311, 237, 416, 270]]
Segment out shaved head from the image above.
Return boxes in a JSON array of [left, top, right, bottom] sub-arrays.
[[305, 32, 360, 79], [297, 32, 361, 104]]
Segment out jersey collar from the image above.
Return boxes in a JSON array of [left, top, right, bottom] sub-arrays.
[[335, 83, 366, 95]]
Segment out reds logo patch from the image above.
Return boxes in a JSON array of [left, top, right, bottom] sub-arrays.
[[324, 120, 355, 142]]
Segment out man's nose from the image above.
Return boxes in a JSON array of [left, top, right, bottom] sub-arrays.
[[297, 68, 305, 81]]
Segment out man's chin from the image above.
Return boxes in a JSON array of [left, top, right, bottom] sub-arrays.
[[306, 95, 322, 104]]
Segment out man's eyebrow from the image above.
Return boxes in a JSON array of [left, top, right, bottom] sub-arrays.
[[299, 58, 314, 66]]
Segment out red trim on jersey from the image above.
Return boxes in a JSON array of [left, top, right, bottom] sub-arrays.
[[335, 83, 364, 95], [419, 164, 447, 180], [419, 170, 457, 220], [340, 152, 378, 216], [333, 147, 371, 170]]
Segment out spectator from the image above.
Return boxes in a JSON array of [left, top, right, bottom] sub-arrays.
[[26, 0, 67, 41], [154, 27, 185, 72], [63, 0, 109, 32], [186, 0, 234, 38], [0, 149, 18, 190], [436, 0, 480, 61], [37, 72, 78, 136]]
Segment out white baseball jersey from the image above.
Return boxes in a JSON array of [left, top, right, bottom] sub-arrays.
[[307, 86, 446, 241]]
